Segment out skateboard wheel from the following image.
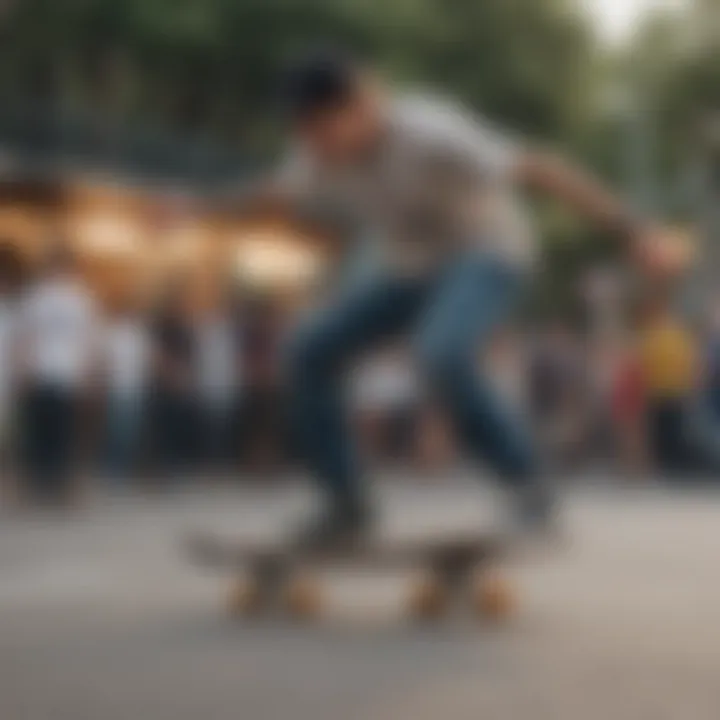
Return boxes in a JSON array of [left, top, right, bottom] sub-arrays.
[[284, 573, 322, 619], [227, 577, 262, 616], [472, 571, 515, 620], [408, 575, 448, 619]]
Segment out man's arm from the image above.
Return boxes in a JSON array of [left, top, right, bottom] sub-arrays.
[[514, 150, 689, 276], [423, 100, 687, 275], [516, 151, 641, 239], [213, 148, 316, 219], [212, 176, 296, 218]]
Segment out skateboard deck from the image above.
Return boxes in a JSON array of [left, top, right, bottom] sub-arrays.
[[183, 526, 520, 621]]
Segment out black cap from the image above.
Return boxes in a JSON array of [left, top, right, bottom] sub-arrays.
[[281, 49, 358, 122]]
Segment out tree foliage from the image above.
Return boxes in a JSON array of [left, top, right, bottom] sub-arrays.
[[0, 0, 597, 150]]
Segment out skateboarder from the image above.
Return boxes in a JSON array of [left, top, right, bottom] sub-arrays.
[[235, 51, 684, 546]]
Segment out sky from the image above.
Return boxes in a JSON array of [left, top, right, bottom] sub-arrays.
[[583, 0, 688, 43]]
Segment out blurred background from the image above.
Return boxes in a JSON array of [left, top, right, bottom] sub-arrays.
[[0, 0, 718, 505], [2, 3, 720, 720]]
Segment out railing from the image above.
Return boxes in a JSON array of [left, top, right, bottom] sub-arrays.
[[0, 102, 256, 189]]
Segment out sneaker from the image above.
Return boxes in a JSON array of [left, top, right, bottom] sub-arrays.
[[510, 478, 563, 544], [294, 497, 373, 552]]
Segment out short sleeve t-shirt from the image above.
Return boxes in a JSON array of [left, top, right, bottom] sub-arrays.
[[278, 93, 534, 274], [638, 319, 697, 398], [105, 318, 149, 397], [20, 278, 97, 388]]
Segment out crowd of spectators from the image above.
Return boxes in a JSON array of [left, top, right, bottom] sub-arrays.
[[0, 240, 717, 506], [0, 241, 290, 503]]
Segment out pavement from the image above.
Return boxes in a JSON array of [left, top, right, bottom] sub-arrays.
[[1, 478, 720, 720]]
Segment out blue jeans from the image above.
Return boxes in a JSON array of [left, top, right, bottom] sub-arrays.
[[287, 255, 536, 505]]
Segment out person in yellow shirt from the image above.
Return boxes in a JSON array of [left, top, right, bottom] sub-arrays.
[[638, 299, 698, 474]]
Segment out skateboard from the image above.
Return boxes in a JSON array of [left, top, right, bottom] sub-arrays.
[[183, 527, 520, 622]]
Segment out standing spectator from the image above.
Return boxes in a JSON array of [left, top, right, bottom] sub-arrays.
[[352, 349, 419, 466], [688, 301, 720, 473], [0, 273, 13, 472], [102, 300, 150, 484], [16, 245, 97, 503], [148, 279, 198, 480], [638, 298, 697, 475], [0, 243, 24, 486], [486, 327, 527, 414], [702, 301, 720, 424], [528, 321, 586, 469], [609, 335, 648, 477], [238, 294, 285, 472], [194, 283, 239, 474]]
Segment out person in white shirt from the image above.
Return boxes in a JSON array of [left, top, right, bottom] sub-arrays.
[[17, 245, 97, 503], [0, 296, 14, 420], [0, 295, 14, 451], [0, 243, 24, 481], [103, 302, 149, 482], [194, 286, 240, 472]]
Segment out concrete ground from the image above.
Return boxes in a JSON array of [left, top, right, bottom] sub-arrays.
[[1, 479, 719, 720]]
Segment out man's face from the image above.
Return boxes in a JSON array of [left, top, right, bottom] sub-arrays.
[[295, 85, 381, 165]]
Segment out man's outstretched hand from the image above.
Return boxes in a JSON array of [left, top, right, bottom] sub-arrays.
[[630, 226, 695, 280]]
